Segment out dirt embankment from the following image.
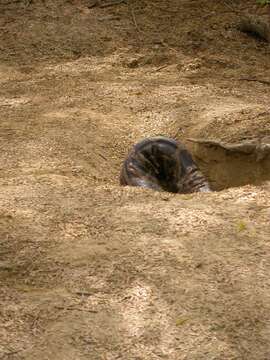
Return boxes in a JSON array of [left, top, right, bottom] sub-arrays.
[[0, 1, 270, 359]]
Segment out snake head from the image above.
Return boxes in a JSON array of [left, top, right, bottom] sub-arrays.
[[197, 184, 212, 192]]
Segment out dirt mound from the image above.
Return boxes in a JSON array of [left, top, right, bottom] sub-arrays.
[[1, 182, 270, 360], [187, 105, 270, 190], [0, 0, 270, 359]]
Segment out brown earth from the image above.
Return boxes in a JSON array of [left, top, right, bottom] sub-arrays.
[[0, 0, 270, 359]]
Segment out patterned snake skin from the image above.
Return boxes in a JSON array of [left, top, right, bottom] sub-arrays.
[[120, 136, 211, 193]]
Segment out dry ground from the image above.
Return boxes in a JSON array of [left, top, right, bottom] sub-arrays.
[[0, 0, 270, 359]]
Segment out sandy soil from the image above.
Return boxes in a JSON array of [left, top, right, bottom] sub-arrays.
[[0, 1, 270, 359]]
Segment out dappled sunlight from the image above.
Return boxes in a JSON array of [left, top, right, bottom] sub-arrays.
[[1, 0, 270, 358]]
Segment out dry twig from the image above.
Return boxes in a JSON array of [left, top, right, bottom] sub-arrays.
[[99, 0, 126, 8], [223, 1, 242, 15], [55, 305, 98, 313], [238, 77, 270, 86], [75, 291, 94, 296], [151, 64, 170, 73], [129, 3, 141, 34]]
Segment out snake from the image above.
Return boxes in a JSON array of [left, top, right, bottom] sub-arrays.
[[120, 136, 211, 194]]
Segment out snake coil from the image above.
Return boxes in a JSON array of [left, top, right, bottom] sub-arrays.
[[120, 136, 211, 194]]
